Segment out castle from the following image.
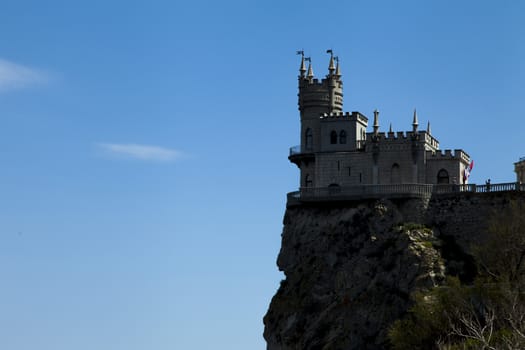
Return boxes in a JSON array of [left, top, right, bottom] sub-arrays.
[[289, 51, 472, 193]]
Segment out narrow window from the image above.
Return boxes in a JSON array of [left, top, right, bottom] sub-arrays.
[[305, 128, 313, 150], [391, 163, 401, 184], [330, 130, 337, 144], [305, 174, 313, 187], [339, 130, 347, 144]]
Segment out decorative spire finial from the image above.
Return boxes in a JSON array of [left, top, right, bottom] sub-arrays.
[[412, 108, 419, 132], [305, 57, 313, 79], [389, 123, 393, 133], [327, 49, 335, 74], [334, 56, 341, 77], [427, 121, 431, 134], [297, 50, 306, 77]]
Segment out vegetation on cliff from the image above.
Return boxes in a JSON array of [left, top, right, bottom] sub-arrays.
[[389, 201, 525, 350]]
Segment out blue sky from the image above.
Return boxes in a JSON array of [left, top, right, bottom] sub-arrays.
[[0, 1, 524, 349]]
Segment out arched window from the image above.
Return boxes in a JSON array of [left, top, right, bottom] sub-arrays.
[[330, 130, 338, 144], [328, 183, 341, 194], [339, 130, 347, 144], [391, 163, 401, 184], [437, 169, 449, 184], [305, 128, 313, 150], [305, 174, 313, 187]]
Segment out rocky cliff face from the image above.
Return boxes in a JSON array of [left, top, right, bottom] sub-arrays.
[[264, 193, 525, 349], [263, 200, 446, 350]]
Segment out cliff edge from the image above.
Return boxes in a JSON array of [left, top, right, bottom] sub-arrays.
[[263, 192, 525, 349], [264, 199, 446, 349]]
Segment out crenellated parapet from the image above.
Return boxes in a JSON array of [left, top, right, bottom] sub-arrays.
[[423, 133, 439, 149], [364, 130, 437, 151], [427, 149, 470, 164], [320, 111, 368, 124]]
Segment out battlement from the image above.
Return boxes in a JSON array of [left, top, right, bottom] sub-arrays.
[[299, 76, 343, 89], [361, 129, 439, 151], [367, 130, 422, 141], [427, 149, 470, 163], [424, 132, 439, 149], [319, 111, 368, 123], [320, 111, 351, 118]]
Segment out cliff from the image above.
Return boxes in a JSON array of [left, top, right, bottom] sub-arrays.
[[263, 193, 525, 350]]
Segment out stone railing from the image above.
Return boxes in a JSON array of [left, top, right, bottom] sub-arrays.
[[474, 182, 524, 193], [289, 145, 299, 155], [287, 182, 525, 204]]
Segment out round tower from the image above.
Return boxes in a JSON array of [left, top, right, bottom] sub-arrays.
[[297, 50, 343, 152]]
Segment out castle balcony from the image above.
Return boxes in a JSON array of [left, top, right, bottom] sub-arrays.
[[288, 145, 314, 165], [286, 182, 525, 206]]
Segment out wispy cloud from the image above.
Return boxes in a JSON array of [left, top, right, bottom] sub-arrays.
[[0, 58, 49, 92], [97, 143, 184, 162]]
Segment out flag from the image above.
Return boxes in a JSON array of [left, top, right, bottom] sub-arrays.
[[463, 160, 474, 184]]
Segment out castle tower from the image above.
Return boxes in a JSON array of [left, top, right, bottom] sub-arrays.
[[297, 50, 343, 152]]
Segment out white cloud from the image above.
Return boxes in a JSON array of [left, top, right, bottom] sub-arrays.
[[0, 58, 49, 92], [97, 143, 183, 162]]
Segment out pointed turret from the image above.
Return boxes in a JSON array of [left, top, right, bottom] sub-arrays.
[[327, 49, 335, 75], [389, 123, 393, 133], [412, 109, 419, 132], [335, 57, 341, 78], [306, 58, 314, 80], [373, 109, 380, 135], [298, 51, 306, 77]]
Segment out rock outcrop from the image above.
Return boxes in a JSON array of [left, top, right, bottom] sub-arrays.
[[264, 200, 446, 350], [264, 192, 525, 349]]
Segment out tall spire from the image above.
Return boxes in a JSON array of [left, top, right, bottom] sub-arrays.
[[427, 121, 431, 134], [412, 108, 419, 132], [373, 109, 380, 135], [297, 50, 306, 77], [335, 56, 341, 78], [389, 123, 393, 133], [306, 57, 314, 79], [327, 49, 335, 74]]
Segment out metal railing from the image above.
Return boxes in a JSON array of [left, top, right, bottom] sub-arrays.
[[287, 182, 525, 203]]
